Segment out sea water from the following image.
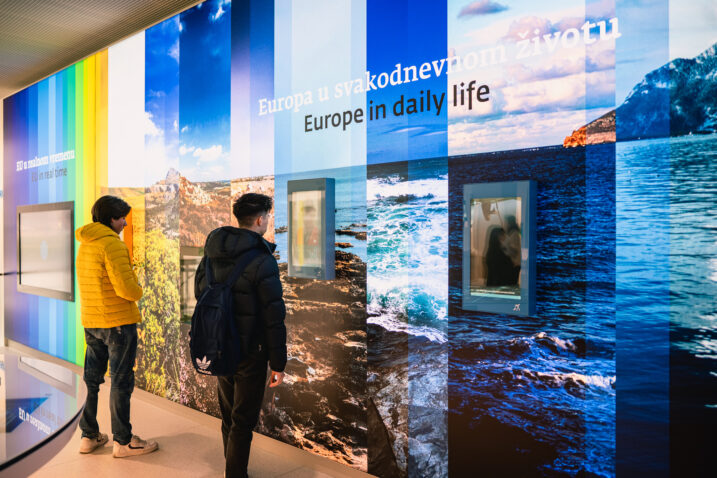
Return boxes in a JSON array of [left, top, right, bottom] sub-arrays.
[[274, 165, 368, 263], [367, 158, 449, 344], [275, 134, 715, 477]]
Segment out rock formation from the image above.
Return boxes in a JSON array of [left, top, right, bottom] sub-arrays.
[[256, 250, 368, 470]]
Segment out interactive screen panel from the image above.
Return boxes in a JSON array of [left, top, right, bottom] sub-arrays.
[[462, 181, 535, 316], [288, 178, 335, 280], [17, 202, 75, 301]]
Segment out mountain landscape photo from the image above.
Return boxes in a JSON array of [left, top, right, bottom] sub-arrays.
[[564, 42, 717, 147]]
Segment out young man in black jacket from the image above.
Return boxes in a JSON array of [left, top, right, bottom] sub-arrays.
[[194, 193, 287, 478]]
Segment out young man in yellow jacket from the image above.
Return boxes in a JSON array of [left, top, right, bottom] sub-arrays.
[[75, 195, 159, 457]]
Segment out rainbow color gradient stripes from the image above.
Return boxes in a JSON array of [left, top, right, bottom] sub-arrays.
[[3, 51, 108, 365]]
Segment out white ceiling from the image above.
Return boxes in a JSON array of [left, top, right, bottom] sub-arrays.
[[0, 0, 203, 100]]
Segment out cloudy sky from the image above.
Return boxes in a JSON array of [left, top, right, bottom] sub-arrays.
[[178, 0, 231, 182], [110, 0, 717, 181], [143, 16, 180, 186], [446, 0, 717, 154], [447, 0, 620, 154]]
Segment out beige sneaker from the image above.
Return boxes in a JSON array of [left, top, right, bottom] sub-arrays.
[[79, 433, 108, 454], [112, 435, 159, 458]]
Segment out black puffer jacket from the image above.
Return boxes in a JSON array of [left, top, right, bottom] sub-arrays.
[[194, 227, 287, 372]]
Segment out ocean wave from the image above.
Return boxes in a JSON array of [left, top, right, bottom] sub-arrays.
[[367, 176, 448, 202], [367, 275, 447, 322], [467, 332, 584, 360], [367, 242, 447, 278], [516, 370, 616, 392], [367, 175, 448, 327], [533, 332, 579, 353], [367, 314, 447, 344]]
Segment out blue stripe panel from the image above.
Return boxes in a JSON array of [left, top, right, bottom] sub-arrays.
[[367, 0, 447, 164]]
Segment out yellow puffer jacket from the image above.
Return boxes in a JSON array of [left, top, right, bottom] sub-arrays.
[[75, 222, 143, 328]]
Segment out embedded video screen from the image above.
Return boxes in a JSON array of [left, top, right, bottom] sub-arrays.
[[18, 203, 74, 301], [289, 189, 324, 269], [469, 197, 522, 300]]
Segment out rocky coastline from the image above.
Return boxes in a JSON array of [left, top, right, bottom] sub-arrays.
[[256, 249, 369, 470], [563, 110, 616, 148]]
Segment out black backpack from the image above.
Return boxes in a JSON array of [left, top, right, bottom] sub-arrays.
[[189, 248, 262, 376]]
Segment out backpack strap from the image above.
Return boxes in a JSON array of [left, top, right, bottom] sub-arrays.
[[205, 256, 216, 285], [217, 248, 265, 288]]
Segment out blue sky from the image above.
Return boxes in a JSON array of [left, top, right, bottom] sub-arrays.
[[615, 0, 716, 102], [139, 0, 716, 177], [231, 0, 275, 179], [145, 16, 180, 185], [274, 0, 366, 175], [366, 0, 448, 164], [615, 0, 669, 104], [178, 0, 231, 182]]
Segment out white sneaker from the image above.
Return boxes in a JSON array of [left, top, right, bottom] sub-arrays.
[[79, 432, 108, 453], [112, 435, 159, 458]]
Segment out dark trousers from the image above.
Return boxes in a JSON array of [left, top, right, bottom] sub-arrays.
[[217, 356, 268, 478], [79, 323, 137, 445]]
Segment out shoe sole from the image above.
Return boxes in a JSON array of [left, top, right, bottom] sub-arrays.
[[79, 438, 108, 454], [113, 444, 159, 458]]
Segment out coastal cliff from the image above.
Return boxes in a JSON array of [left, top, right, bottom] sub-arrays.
[[563, 110, 616, 147]]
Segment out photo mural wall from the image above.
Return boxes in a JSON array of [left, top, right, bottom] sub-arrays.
[[3, 0, 716, 476]]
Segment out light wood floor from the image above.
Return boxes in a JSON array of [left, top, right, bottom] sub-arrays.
[[12, 343, 371, 478]]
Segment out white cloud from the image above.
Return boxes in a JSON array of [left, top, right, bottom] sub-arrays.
[[168, 40, 179, 62], [181, 163, 224, 181], [585, 69, 616, 100], [391, 126, 427, 134], [143, 111, 162, 136], [144, 136, 176, 186], [193, 144, 225, 164], [459, 1, 509, 18], [173, 119, 178, 132], [589, 0, 616, 18], [503, 16, 553, 42], [449, 68, 615, 123], [499, 37, 614, 83], [448, 109, 594, 154], [212, 5, 225, 21], [181, 125, 189, 133], [505, 61, 581, 82], [553, 16, 585, 32], [211, 0, 230, 21], [456, 4, 587, 51], [500, 73, 587, 114], [179, 144, 195, 156]]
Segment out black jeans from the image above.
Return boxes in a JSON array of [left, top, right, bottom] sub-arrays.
[[218, 355, 269, 478], [80, 323, 137, 445]]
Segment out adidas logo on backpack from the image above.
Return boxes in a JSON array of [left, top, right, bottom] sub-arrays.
[[196, 356, 211, 371]]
